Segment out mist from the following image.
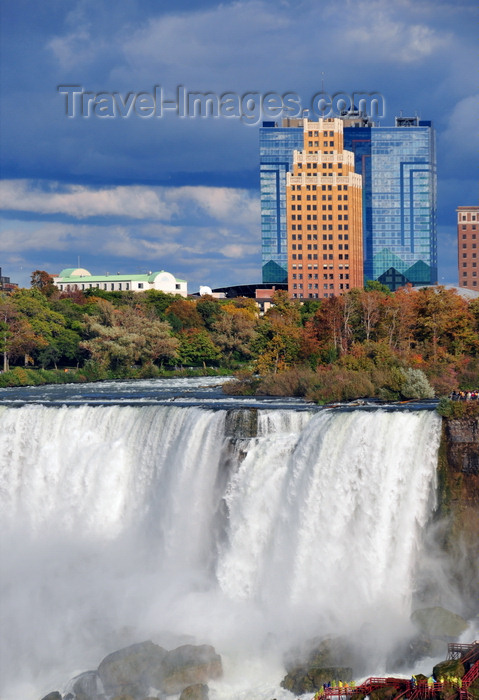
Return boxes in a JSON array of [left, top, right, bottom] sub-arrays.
[[0, 403, 462, 700]]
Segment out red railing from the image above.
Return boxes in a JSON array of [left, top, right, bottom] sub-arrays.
[[462, 660, 479, 687], [448, 642, 479, 663], [314, 647, 479, 700], [461, 643, 479, 666]]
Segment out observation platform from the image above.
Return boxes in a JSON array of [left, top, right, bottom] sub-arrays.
[[315, 642, 478, 700]]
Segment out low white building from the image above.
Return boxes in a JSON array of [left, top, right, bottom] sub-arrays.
[[53, 268, 187, 297]]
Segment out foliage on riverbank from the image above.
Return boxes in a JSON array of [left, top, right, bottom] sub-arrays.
[[437, 397, 479, 418], [0, 363, 231, 388], [1, 275, 478, 399]]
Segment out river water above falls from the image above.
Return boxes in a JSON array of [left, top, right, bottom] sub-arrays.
[[0, 378, 447, 700]]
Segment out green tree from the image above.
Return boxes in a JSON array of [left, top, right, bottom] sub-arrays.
[[0, 295, 18, 371], [137, 289, 178, 320], [81, 300, 178, 371], [176, 329, 219, 366], [196, 295, 224, 330], [212, 310, 258, 366], [365, 279, 391, 294], [253, 316, 303, 374], [11, 288, 76, 366]]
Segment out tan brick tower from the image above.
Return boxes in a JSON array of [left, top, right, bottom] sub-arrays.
[[286, 118, 363, 299]]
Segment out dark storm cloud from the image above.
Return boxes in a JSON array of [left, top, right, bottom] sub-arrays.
[[0, 0, 477, 288]]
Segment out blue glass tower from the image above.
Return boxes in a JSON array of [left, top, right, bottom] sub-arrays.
[[343, 116, 437, 289], [260, 121, 303, 283]]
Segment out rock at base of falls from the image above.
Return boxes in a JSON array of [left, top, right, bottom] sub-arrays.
[[43, 641, 222, 700], [410, 606, 469, 639]]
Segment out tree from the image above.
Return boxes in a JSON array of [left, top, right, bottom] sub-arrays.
[[0, 295, 18, 371], [383, 284, 417, 352], [223, 296, 259, 320], [176, 329, 220, 366], [412, 287, 478, 358], [309, 295, 348, 356], [165, 298, 204, 332], [30, 269, 56, 296], [196, 295, 225, 329], [364, 279, 391, 294], [138, 289, 178, 320], [265, 290, 301, 326], [10, 288, 76, 366], [81, 301, 178, 371], [253, 314, 303, 374], [211, 310, 258, 366], [356, 289, 384, 342]]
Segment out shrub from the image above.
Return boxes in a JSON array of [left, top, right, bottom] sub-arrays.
[[306, 368, 375, 404], [256, 367, 317, 397], [437, 398, 479, 419], [11, 366, 30, 386], [399, 368, 435, 399]]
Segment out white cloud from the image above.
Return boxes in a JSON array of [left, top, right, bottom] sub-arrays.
[[48, 29, 101, 70], [122, 2, 290, 76], [342, 1, 452, 63], [0, 181, 260, 228], [0, 179, 262, 290], [0, 181, 176, 220], [166, 186, 259, 225], [441, 94, 479, 165]]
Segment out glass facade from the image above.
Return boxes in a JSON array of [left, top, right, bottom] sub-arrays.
[[260, 118, 437, 290], [344, 119, 437, 289], [260, 122, 303, 283]]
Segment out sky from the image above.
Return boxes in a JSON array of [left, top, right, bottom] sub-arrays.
[[0, 0, 477, 292]]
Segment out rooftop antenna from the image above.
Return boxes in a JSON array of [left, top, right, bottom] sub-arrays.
[[77, 255, 80, 268]]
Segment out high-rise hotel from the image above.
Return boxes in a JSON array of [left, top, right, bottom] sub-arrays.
[[260, 114, 437, 293], [286, 118, 363, 299]]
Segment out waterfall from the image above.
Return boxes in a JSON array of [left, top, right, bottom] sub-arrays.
[[0, 404, 443, 700]]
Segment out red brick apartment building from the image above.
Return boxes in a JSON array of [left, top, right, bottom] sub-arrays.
[[457, 206, 479, 291]]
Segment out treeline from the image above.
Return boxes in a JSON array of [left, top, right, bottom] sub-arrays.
[[1, 273, 478, 402]]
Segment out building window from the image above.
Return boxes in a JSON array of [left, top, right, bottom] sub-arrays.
[[138, 283, 144, 289]]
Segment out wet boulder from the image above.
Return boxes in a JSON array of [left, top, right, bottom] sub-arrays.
[[179, 683, 209, 700], [40, 693, 62, 700], [162, 644, 222, 695], [432, 658, 465, 681], [96, 640, 221, 699], [67, 670, 106, 700], [281, 637, 353, 695], [411, 606, 469, 639], [281, 666, 353, 695], [98, 641, 167, 699]]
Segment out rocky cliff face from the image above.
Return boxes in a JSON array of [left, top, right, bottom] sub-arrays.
[[437, 416, 479, 617]]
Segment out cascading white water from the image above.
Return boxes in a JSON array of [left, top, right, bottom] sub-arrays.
[[0, 404, 443, 700]]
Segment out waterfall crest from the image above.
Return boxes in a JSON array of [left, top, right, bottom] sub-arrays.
[[0, 404, 443, 699]]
